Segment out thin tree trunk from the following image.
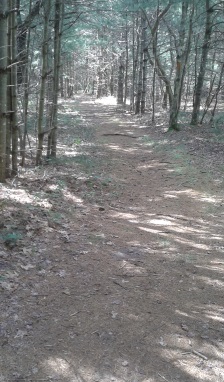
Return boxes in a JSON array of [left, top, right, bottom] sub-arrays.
[[6, 5, 12, 178], [17, 0, 43, 85], [124, 17, 129, 106], [10, 0, 18, 176], [152, 2, 159, 121], [191, 0, 212, 125], [21, 0, 32, 167], [117, 53, 125, 105], [140, 13, 147, 114], [48, 0, 64, 158], [0, 0, 8, 182], [110, 61, 115, 96], [209, 63, 224, 125], [135, 12, 145, 114], [130, 14, 139, 111], [36, 0, 51, 165], [169, 1, 194, 131], [144, 4, 173, 108]]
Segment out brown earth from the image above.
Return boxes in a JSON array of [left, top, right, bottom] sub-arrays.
[[1, 95, 224, 382]]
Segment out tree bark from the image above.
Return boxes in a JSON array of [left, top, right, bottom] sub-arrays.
[[130, 14, 139, 111], [144, 4, 173, 109], [36, 0, 51, 165], [10, 0, 18, 176], [169, 1, 194, 131], [21, 0, 32, 167], [117, 53, 125, 105], [48, 0, 64, 158], [191, 0, 212, 125], [140, 13, 147, 114], [0, 0, 8, 182], [135, 12, 145, 114], [17, 0, 43, 85]]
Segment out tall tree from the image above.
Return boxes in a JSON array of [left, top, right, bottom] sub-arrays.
[[17, 0, 43, 85], [47, 0, 64, 158], [168, 1, 194, 130], [135, 11, 146, 114], [191, 0, 212, 125], [0, 0, 8, 182], [36, 0, 52, 165], [7, 0, 18, 176]]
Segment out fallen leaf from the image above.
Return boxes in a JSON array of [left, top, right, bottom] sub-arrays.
[[20, 264, 35, 271], [14, 330, 28, 339], [0, 281, 14, 291], [181, 323, 189, 331], [62, 288, 71, 296]]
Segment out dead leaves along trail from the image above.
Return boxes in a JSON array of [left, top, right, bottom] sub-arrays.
[[1, 95, 224, 381]]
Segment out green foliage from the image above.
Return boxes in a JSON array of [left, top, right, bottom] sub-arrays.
[[211, 113, 224, 130], [0, 232, 22, 245], [73, 154, 95, 168], [139, 135, 156, 146], [47, 211, 64, 223], [73, 138, 82, 145]]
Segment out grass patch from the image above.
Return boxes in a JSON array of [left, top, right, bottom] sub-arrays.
[[139, 135, 156, 146], [47, 211, 65, 223], [210, 125, 224, 142], [0, 232, 22, 247]]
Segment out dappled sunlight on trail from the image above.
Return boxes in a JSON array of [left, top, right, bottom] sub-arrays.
[[1, 95, 224, 382]]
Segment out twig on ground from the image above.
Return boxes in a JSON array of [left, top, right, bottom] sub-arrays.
[[192, 350, 208, 360], [112, 280, 128, 289], [101, 133, 139, 138], [158, 373, 171, 382]]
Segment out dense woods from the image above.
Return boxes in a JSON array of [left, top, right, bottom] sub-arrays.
[[1, 0, 224, 182]]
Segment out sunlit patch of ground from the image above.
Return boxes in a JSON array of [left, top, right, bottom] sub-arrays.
[[0, 184, 52, 208]]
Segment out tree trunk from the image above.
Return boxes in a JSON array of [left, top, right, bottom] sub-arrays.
[[135, 12, 145, 114], [10, 0, 18, 176], [48, 0, 64, 158], [0, 0, 8, 182], [144, 4, 173, 110], [124, 16, 129, 105], [36, 0, 51, 165], [169, 1, 194, 131], [209, 63, 224, 125], [152, 2, 159, 122], [140, 13, 147, 114], [117, 53, 124, 105], [21, 0, 32, 167], [130, 14, 139, 111], [191, 0, 212, 125], [17, 0, 43, 85]]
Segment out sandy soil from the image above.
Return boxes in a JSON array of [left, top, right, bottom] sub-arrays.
[[1, 95, 224, 382]]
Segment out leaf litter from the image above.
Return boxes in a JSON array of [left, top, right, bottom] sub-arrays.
[[0, 95, 224, 381]]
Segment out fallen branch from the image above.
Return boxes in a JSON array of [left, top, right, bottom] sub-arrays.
[[192, 350, 208, 360], [158, 373, 170, 382], [101, 133, 139, 138]]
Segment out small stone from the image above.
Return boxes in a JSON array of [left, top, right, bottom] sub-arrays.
[[62, 288, 71, 296], [32, 367, 38, 375], [187, 331, 196, 338], [111, 312, 118, 319], [106, 241, 113, 246], [122, 361, 129, 367], [181, 323, 189, 331]]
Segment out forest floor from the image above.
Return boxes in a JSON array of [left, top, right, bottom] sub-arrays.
[[1, 95, 224, 382]]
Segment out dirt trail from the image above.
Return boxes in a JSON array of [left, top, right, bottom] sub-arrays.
[[1, 95, 224, 382]]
